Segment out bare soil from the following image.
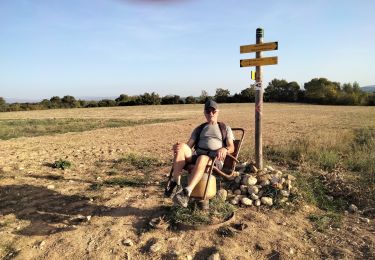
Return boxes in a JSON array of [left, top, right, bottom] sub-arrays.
[[0, 104, 374, 259]]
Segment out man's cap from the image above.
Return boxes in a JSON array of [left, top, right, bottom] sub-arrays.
[[204, 100, 218, 110]]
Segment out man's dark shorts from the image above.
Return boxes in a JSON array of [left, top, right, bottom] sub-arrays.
[[190, 150, 218, 164]]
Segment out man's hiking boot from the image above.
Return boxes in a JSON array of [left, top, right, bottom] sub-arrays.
[[164, 181, 182, 198], [173, 188, 190, 208]]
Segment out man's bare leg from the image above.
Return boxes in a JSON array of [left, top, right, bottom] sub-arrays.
[[185, 155, 210, 194], [173, 155, 211, 207], [172, 143, 192, 184]]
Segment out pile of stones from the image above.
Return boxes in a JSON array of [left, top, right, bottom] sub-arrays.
[[218, 162, 298, 207]]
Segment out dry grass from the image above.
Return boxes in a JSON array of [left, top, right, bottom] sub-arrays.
[[0, 118, 180, 140], [0, 103, 374, 259]]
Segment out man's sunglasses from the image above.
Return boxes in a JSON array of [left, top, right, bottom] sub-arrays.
[[205, 109, 218, 114]]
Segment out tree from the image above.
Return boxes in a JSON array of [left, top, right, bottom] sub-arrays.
[[285, 81, 301, 102], [264, 79, 300, 102], [352, 82, 368, 105], [265, 79, 288, 102], [138, 92, 161, 105], [367, 93, 375, 106], [198, 90, 210, 103], [40, 99, 51, 109], [115, 94, 131, 103], [78, 100, 88, 107], [353, 82, 361, 93], [85, 101, 99, 107], [185, 96, 196, 104], [304, 78, 340, 104], [8, 103, 21, 111], [342, 83, 353, 94], [214, 88, 230, 103], [340, 82, 367, 105], [161, 95, 181, 105], [233, 86, 256, 102], [50, 96, 61, 108], [61, 95, 79, 108], [0, 97, 6, 112], [98, 99, 116, 107]]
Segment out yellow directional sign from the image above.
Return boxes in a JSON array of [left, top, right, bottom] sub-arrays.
[[251, 71, 256, 80], [240, 56, 278, 67], [240, 42, 278, 54]]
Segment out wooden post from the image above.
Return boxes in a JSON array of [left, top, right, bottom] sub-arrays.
[[240, 29, 278, 169], [255, 28, 263, 170]]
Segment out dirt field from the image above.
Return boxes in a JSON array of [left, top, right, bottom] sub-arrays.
[[0, 103, 374, 259]]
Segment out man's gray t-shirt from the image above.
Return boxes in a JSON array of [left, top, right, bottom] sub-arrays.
[[190, 123, 234, 154]]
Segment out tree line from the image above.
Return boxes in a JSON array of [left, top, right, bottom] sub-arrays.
[[1, 77, 374, 112]]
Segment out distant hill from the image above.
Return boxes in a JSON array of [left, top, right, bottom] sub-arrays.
[[77, 96, 117, 101], [362, 85, 375, 93], [4, 96, 117, 104], [5, 98, 42, 103]]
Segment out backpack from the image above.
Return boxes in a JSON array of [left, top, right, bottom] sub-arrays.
[[193, 122, 227, 150]]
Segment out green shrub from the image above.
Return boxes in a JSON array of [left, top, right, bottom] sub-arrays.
[[308, 212, 342, 232], [53, 159, 72, 170], [89, 183, 103, 190], [353, 127, 375, 146], [346, 127, 375, 173], [265, 138, 311, 166], [293, 171, 347, 211], [315, 150, 340, 171], [345, 150, 375, 173], [167, 197, 235, 226]]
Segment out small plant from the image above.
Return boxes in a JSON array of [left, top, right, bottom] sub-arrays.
[[308, 212, 342, 232], [89, 183, 103, 190], [217, 226, 236, 237], [262, 185, 279, 199], [167, 197, 235, 226], [53, 159, 72, 170], [315, 150, 340, 171]]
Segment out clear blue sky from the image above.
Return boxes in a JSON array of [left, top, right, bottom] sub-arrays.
[[1, 0, 374, 100]]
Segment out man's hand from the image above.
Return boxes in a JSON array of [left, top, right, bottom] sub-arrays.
[[216, 147, 228, 161], [172, 142, 182, 154]]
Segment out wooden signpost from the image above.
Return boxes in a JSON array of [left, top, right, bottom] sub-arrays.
[[240, 28, 278, 169], [240, 41, 278, 54], [240, 57, 278, 67]]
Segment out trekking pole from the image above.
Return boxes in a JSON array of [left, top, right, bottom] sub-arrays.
[[203, 157, 216, 201]]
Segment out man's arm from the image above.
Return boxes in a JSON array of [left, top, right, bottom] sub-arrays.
[[225, 138, 235, 154], [216, 140, 234, 161], [187, 138, 195, 148], [216, 132, 234, 161]]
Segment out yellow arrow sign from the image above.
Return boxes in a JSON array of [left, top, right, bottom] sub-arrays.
[[240, 56, 278, 67], [240, 42, 278, 54]]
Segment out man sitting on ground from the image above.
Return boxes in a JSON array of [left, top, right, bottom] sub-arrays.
[[165, 100, 235, 207]]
